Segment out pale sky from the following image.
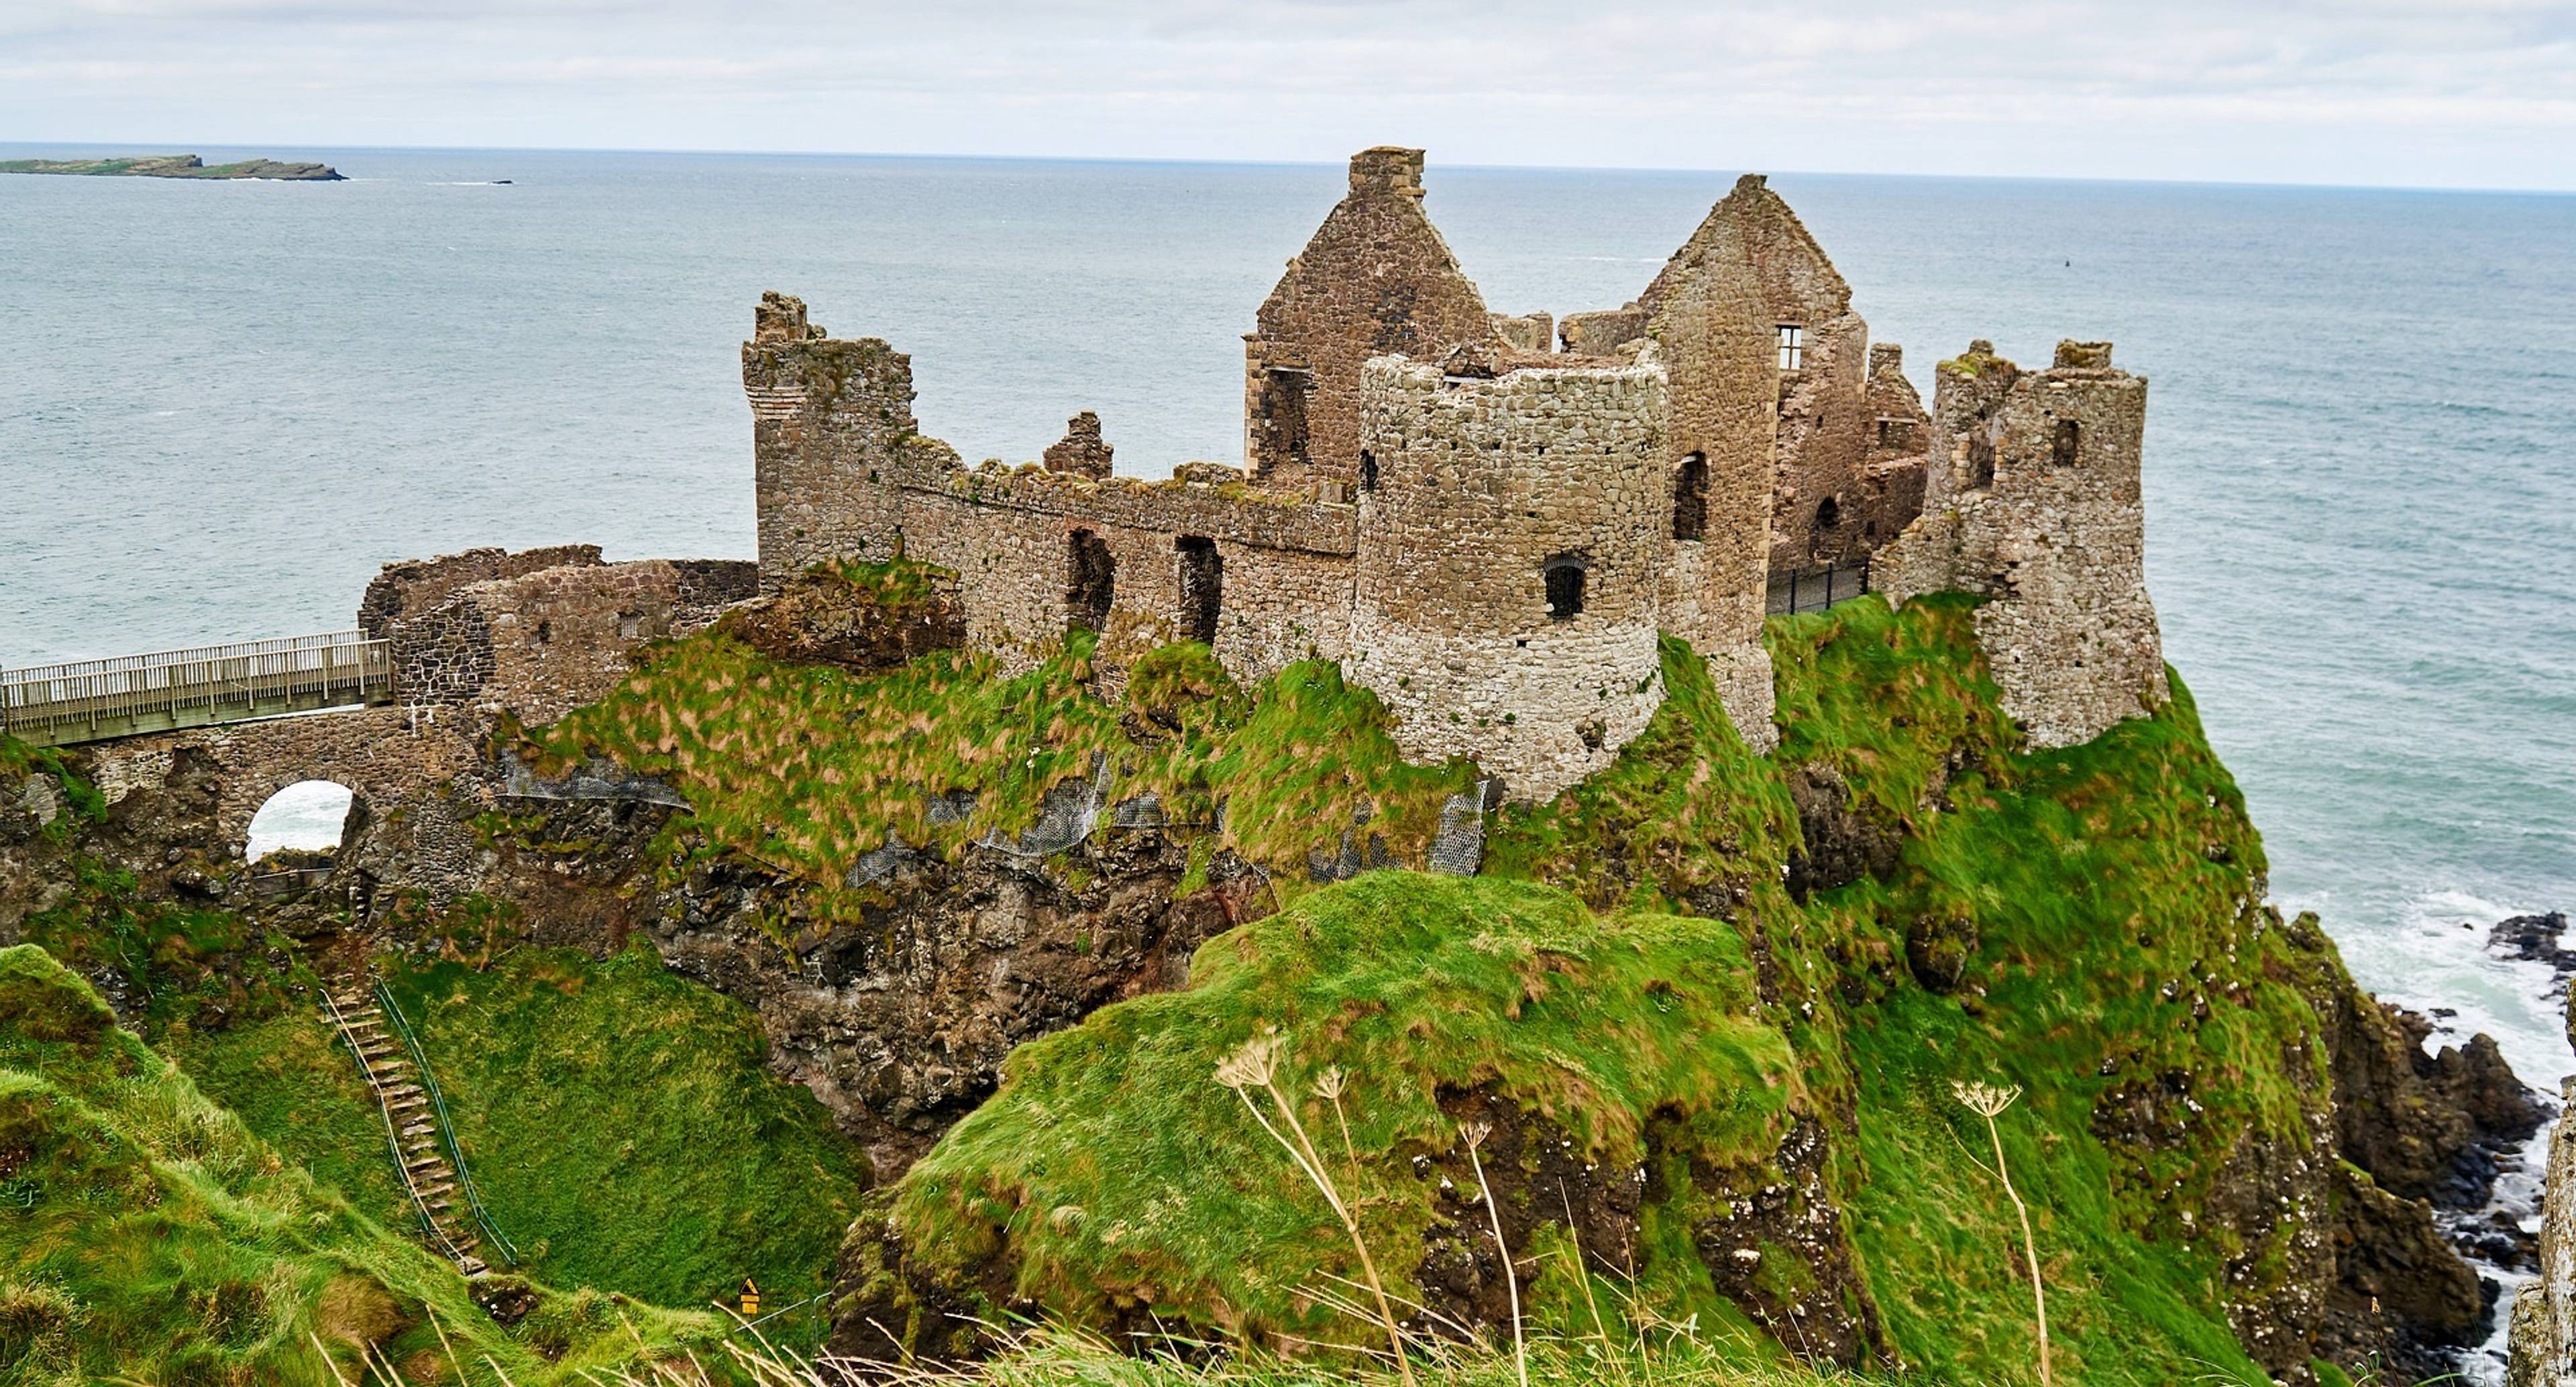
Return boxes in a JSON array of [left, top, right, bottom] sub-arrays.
[[6, 0, 2575, 190]]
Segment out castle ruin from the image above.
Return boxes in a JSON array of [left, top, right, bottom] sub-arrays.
[[746, 147, 2165, 798]]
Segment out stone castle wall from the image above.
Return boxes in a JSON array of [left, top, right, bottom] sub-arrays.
[[1637, 174, 1928, 582], [745, 295, 1364, 683], [386, 555, 754, 718], [1347, 355, 1672, 795], [1643, 219, 1788, 751], [1858, 345, 1931, 547], [1241, 147, 1499, 490], [358, 544, 604, 639], [78, 707, 488, 895], [1874, 340, 2166, 747], [744, 146, 2165, 787]]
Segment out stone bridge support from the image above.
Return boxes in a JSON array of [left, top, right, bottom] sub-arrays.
[[76, 708, 491, 896]]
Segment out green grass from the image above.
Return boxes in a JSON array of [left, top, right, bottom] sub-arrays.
[[21, 867, 866, 1347], [0, 737, 107, 831], [378, 945, 865, 1315], [156, 1007, 416, 1236], [843, 594, 2345, 1386], [874, 873, 1799, 1351], [11, 590, 2400, 1383], [1483, 634, 1799, 913], [17, 854, 296, 1034], [0, 944, 729, 1385], [523, 604, 1475, 912], [745, 1331, 1853, 1387]]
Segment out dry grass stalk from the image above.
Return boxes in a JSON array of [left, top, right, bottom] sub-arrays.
[[1459, 1122, 1527, 1387], [1953, 1078, 2049, 1387], [1216, 1029, 1419, 1387]]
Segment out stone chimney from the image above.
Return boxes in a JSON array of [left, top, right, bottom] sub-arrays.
[[1042, 410, 1114, 480], [1349, 147, 1426, 196], [753, 290, 811, 343]]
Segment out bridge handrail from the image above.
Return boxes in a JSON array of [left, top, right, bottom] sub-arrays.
[[318, 985, 480, 1272], [373, 980, 520, 1268], [1, 630, 390, 735]]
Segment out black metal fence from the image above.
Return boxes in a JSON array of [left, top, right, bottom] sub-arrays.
[[1766, 559, 1872, 617]]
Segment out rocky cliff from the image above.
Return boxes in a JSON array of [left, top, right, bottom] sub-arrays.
[[0, 576, 2544, 1385]]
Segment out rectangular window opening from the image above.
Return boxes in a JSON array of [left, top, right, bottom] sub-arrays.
[[1777, 325, 1806, 372], [1258, 367, 1311, 474], [1067, 529, 1116, 634], [1177, 536, 1222, 646]]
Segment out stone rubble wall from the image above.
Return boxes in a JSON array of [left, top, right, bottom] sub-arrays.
[[1875, 341, 2167, 748], [743, 302, 1362, 684], [1040, 410, 1114, 480], [1348, 356, 1671, 798], [1769, 311, 1874, 573], [79, 706, 488, 895], [1646, 217, 1785, 751], [1858, 344, 1932, 547], [358, 544, 604, 639], [745, 292, 925, 588], [1642, 175, 1923, 584], [739, 150, 2164, 783], [1490, 311, 1554, 353], [1560, 307, 1650, 356], [388, 557, 755, 720]]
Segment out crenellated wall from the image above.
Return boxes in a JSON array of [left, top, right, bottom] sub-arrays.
[[1874, 340, 2166, 747]]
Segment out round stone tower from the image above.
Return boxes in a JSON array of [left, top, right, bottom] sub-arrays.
[[1345, 353, 1672, 801]]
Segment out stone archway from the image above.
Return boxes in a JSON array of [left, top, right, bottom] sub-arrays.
[[245, 779, 361, 864], [79, 706, 486, 895]]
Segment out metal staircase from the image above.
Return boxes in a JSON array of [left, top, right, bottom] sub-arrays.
[[319, 981, 517, 1276]]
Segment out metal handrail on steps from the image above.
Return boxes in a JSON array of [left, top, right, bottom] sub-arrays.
[[373, 980, 521, 1268], [318, 985, 479, 1272]]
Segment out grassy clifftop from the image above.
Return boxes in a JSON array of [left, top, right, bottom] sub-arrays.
[[2, 575, 2451, 1385], [828, 594, 2379, 1386], [0, 944, 726, 1384]]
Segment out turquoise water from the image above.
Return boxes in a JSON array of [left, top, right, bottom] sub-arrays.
[[3, 145, 2572, 1086]]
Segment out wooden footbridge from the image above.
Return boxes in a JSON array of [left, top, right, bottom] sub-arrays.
[[1, 631, 393, 747]]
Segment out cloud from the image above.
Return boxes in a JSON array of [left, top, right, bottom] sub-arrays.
[[1, 0, 2570, 188]]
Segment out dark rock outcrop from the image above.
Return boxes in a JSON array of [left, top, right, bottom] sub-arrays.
[[644, 829, 1271, 1175], [1782, 765, 1901, 901], [716, 567, 965, 671]]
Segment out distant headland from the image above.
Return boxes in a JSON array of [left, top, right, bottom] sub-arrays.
[[0, 154, 343, 181]]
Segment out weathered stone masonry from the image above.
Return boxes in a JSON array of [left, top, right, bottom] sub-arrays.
[[747, 146, 2166, 794], [70, 546, 755, 899], [1875, 340, 2165, 746]]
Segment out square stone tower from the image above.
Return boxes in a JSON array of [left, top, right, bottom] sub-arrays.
[[1874, 340, 2167, 746]]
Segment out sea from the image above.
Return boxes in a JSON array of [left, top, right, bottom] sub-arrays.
[[3, 144, 2572, 1370]]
